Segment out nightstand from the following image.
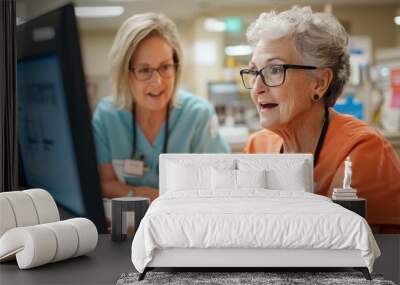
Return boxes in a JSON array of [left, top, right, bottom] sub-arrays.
[[111, 197, 150, 242], [332, 198, 366, 218]]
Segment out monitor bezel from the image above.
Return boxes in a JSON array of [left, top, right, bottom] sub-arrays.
[[16, 3, 107, 233]]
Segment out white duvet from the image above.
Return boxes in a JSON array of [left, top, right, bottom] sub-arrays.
[[131, 190, 380, 273]]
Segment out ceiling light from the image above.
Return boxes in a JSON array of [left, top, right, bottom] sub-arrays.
[[395, 16, 400, 26], [75, 6, 124, 18], [225, 45, 252, 56], [204, 18, 226, 32]]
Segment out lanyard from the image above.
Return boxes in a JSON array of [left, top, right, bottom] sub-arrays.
[[313, 106, 329, 167], [280, 106, 329, 168], [131, 103, 170, 160]]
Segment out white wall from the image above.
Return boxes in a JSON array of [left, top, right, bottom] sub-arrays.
[[79, 30, 115, 110]]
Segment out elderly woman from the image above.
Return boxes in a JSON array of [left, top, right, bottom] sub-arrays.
[[92, 13, 229, 202], [242, 6, 400, 232]]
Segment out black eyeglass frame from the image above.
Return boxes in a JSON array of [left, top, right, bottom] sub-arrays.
[[240, 64, 318, 89], [129, 63, 178, 81]]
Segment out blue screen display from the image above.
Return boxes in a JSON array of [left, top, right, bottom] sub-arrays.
[[17, 54, 85, 216]]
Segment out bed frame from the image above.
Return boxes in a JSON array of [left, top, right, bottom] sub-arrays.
[[137, 154, 372, 281], [138, 248, 371, 280]]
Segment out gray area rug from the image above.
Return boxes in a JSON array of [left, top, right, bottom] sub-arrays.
[[117, 271, 396, 285]]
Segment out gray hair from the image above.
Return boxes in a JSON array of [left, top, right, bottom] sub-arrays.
[[109, 13, 183, 110], [247, 6, 350, 107]]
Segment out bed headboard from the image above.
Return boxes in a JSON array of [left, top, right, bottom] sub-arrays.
[[159, 154, 313, 195]]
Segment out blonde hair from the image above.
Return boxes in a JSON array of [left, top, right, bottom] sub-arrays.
[[247, 6, 350, 107], [109, 13, 183, 110]]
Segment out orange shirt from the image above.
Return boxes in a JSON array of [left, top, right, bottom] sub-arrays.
[[244, 112, 400, 227]]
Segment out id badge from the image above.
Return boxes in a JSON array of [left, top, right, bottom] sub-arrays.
[[124, 159, 144, 177]]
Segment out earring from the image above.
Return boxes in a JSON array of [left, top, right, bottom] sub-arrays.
[[312, 94, 321, 102]]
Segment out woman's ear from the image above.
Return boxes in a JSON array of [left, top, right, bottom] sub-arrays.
[[312, 68, 333, 98]]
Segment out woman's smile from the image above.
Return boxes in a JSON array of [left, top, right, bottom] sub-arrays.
[[146, 91, 164, 98]]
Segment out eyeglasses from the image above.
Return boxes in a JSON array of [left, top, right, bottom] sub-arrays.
[[129, 63, 177, 81], [240, 64, 317, 89]]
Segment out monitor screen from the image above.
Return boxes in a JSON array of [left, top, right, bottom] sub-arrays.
[[16, 4, 107, 233], [17, 54, 85, 215]]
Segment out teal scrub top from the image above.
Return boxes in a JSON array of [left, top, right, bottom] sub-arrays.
[[92, 90, 230, 189]]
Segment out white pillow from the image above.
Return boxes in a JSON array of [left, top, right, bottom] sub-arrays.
[[211, 168, 236, 190], [167, 162, 211, 191], [236, 169, 267, 189], [211, 169, 267, 191], [266, 162, 308, 191], [238, 158, 310, 191]]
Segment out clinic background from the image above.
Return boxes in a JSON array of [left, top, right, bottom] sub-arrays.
[[16, 0, 400, 153]]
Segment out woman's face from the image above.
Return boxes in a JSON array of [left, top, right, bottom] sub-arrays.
[[129, 36, 175, 111], [249, 37, 316, 130]]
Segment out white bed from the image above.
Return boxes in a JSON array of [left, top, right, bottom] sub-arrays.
[[131, 154, 380, 280]]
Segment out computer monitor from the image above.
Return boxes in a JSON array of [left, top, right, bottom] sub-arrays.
[[16, 4, 107, 233]]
